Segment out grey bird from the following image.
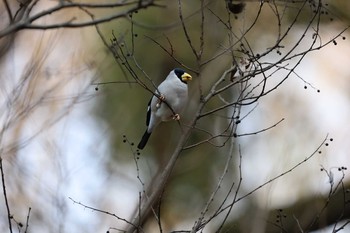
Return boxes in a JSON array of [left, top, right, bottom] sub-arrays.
[[137, 68, 192, 150]]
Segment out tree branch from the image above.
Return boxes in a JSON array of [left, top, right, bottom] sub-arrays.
[[0, 157, 13, 233], [0, 1, 159, 38]]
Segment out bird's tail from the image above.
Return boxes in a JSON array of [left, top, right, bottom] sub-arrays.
[[137, 130, 151, 149]]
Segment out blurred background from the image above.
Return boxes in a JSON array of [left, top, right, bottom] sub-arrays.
[[0, 0, 349, 232]]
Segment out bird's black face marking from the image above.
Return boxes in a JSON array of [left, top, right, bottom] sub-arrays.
[[174, 68, 187, 84], [174, 68, 185, 78]]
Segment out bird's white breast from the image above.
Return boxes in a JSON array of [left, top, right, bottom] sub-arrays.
[[152, 76, 188, 121]]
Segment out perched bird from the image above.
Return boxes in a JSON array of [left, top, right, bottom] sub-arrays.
[[137, 68, 192, 150]]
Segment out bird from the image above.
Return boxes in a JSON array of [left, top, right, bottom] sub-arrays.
[[137, 68, 192, 150]]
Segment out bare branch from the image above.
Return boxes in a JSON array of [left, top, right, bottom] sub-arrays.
[[69, 197, 139, 230], [3, 0, 13, 22], [0, 157, 13, 233], [0, 1, 160, 38], [24, 207, 31, 233]]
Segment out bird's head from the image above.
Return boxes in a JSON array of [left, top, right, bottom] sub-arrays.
[[174, 68, 192, 84]]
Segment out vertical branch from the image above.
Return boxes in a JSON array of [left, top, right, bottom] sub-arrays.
[[217, 144, 243, 230], [0, 157, 13, 233], [198, 0, 205, 59], [197, 0, 205, 99], [3, 0, 13, 22], [191, 135, 236, 232], [126, 122, 195, 232], [24, 207, 31, 233], [178, 0, 198, 59]]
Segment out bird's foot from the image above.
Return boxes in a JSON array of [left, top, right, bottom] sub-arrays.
[[156, 94, 165, 108], [173, 114, 180, 121]]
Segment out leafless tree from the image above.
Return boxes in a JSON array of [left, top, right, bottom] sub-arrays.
[[1, 0, 349, 233]]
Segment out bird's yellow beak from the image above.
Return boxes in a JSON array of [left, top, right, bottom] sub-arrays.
[[181, 73, 192, 82]]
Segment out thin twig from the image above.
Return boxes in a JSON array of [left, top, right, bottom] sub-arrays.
[[0, 157, 13, 233], [0, 1, 160, 38], [221, 135, 329, 216], [191, 135, 236, 232], [24, 207, 31, 233], [69, 197, 140, 230], [236, 118, 285, 137], [177, 0, 198, 59]]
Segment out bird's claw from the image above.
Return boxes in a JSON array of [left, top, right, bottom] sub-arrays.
[[173, 114, 180, 121], [156, 94, 165, 108]]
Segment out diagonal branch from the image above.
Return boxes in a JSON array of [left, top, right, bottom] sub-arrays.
[[0, 1, 160, 38], [126, 116, 196, 232]]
